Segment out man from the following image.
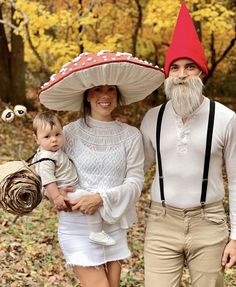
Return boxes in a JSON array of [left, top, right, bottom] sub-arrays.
[[140, 3, 236, 287]]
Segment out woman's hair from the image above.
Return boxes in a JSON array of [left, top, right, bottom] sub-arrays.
[[33, 111, 62, 135], [81, 85, 123, 125]]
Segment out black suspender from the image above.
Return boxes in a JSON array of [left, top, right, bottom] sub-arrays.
[[156, 103, 167, 206], [28, 158, 56, 166], [200, 100, 215, 205], [156, 100, 215, 206]]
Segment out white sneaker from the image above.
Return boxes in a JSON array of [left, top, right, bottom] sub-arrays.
[[89, 231, 116, 246]]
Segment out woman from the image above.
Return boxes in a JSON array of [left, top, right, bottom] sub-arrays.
[[39, 51, 165, 287]]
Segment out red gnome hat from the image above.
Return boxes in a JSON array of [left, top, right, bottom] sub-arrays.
[[164, 3, 208, 76]]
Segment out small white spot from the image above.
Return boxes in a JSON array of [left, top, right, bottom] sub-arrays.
[[59, 67, 68, 73], [97, 50, 110, 56], [73, 56, 81, 62], [116, 52, 132, 57], [50, 74, 56, 81], [80, 52, 89, 57], [62, 62, 71, 68]]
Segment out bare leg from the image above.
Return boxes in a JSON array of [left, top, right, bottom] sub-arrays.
[[106, 260, 122, 287], [73, 266, 110, 287]]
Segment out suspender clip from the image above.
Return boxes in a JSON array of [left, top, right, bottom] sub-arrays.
[[202, 178, 208, 182], [161, 200, 166, 207], [200, 201, 205, 208]]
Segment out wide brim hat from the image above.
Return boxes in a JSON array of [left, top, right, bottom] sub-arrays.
[[39, 51, 165, 111]]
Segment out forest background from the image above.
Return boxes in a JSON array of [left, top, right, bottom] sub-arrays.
[[0, 0, 235, 286]]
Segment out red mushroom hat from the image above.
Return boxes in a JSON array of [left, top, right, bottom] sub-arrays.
[[164, 3, 208, 76], [39, 50, 165, 111]]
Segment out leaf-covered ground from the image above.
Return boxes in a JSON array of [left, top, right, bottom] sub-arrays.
[[0, 99, 236, 287]]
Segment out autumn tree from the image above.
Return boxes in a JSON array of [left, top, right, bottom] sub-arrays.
[[143, 0, 236, 82], [0, 0, 235, 106], [0, 0, 26, 105]]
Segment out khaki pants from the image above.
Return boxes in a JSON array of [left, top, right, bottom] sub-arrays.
[[144, 201, 229, 287]]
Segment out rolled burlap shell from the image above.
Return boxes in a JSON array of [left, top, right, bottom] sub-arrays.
[[0, 161, 42, 215]]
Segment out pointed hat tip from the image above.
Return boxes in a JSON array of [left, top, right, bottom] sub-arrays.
[[164, 2, 208, 76]]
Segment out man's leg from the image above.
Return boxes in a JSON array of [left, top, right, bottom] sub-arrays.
[[144, 203, 185, 287], [186, 202, 229, 287]]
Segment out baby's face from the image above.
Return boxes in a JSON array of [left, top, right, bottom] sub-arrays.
[[36, 120, 64, 152]]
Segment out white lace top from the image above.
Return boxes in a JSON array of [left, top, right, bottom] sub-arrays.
[[63, 116, 144, 228]]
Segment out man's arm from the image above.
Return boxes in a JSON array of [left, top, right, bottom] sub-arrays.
[[223, 113, 236, 267]]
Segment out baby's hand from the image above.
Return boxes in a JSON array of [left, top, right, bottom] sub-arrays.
[[53, 194, 71, 212], [59, 186, 75, 195]]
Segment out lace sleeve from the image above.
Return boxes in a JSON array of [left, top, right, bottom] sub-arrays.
[[99, 130, 144, 228]]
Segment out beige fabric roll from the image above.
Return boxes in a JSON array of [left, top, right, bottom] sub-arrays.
[[0, 161, 42, 216]]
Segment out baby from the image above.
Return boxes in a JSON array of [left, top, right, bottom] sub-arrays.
[[33, 111, 115, 246]]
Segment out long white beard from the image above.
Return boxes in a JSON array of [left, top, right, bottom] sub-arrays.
[[164, 76, 204, 118]]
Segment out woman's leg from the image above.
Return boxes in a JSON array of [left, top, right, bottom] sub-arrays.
[[73, 266, 110, 287], [106, 260, 122, 287]]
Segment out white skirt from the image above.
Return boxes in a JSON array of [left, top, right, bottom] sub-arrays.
[[58, 210, 131, 267]]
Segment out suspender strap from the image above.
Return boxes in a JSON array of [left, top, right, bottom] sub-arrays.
[[200, 100, 215, 205], [28, 158, 56, 166], [156, 100, 215, 207], [156, 103, 167, 206]]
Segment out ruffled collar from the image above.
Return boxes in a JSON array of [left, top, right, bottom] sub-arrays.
[[85, 116, 118, 128]]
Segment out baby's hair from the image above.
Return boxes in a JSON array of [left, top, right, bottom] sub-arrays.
[[33, 111, 62, 135]]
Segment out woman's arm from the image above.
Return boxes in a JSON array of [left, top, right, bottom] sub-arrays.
[[99, 130, 144, 227], [140, 109, 156, 172]]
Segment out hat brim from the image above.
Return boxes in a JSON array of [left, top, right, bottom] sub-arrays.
[[39, 58, 165, 111]]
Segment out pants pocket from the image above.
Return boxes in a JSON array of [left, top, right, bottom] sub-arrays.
[[203, 213, 227, 225]]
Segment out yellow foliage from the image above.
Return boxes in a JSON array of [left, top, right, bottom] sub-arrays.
[[1, 0, 234, 78]]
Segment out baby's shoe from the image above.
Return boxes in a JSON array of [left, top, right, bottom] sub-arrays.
[[89, 231, 116, 246]]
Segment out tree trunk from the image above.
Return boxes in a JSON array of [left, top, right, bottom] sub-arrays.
[[0, 5, 26, 106], [78, 0, 84, 53], [10, 6, 26, 106], [0, 5, 11, 103], [132, 0, 142, 57]]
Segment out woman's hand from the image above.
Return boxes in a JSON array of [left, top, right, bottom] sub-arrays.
[[70, 193, 103, 214]]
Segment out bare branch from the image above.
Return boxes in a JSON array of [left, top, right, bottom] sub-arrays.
[[0, 19, 17, 29], [131, 0, 143, 56], [206, 30, 236, 81], [5, 0, 50, 76]]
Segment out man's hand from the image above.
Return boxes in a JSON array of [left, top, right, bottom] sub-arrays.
[[70, 193, 102, 214], [222, 239, 236, 268]]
